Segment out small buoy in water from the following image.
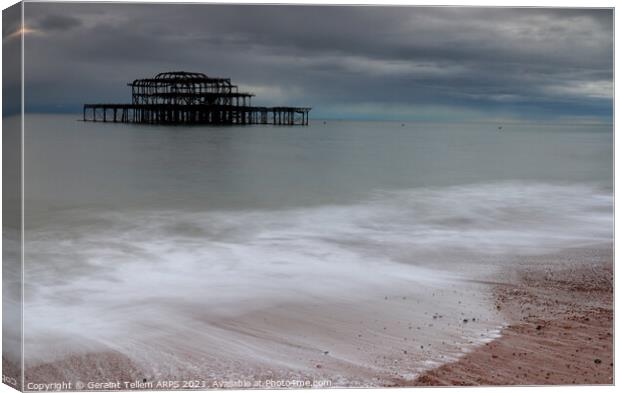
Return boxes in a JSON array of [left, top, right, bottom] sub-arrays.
[[401, 123, 405, 127], [498, 126, 503, 130], [323, 121, 327, 125]]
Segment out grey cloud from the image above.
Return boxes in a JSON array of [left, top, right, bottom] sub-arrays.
[[3, 2, 22, 116], [35, 13, 82, 31], [2, 2, 21, 39], [21, 3, 613, 121]]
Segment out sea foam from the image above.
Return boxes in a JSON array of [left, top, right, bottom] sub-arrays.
[[19, 181, 612, 381]]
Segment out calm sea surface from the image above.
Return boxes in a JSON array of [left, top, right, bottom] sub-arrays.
[[24, 115, 612, 213], [15, 114, 613, 380]]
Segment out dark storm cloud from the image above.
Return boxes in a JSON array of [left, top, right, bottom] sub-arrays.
[[35, 13, 82, 31], [22, 3, 613, 121]]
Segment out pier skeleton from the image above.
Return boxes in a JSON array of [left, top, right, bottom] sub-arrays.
[[83, 71, 310, 125]]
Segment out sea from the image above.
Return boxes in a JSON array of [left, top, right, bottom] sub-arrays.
[[6, 114, 614, 385]]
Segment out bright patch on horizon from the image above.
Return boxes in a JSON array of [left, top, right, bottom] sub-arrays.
[[3, 26, 39, 42], [546, 80, 613, 100]]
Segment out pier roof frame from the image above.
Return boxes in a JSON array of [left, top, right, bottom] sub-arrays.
[[128, 71, 238, 88], [128, 71, 257, 106]]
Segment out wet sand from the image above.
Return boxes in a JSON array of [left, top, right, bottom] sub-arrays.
[[14, 247, 612, 389], [20, 283, 502, 389], [414, 247, 613, 386]]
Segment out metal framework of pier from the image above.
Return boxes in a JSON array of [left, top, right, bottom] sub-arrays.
[[83, 71, 310, 126]]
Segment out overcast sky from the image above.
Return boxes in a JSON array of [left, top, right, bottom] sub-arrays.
[[8, 3, 614, 122]]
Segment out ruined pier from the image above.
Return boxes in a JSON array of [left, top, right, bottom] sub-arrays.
[[83, 71, 310, 126]]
